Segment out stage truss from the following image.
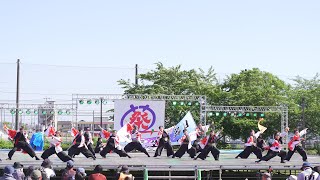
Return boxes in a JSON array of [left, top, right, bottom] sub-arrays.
[[206, 105, 289, 148], [72, 94, 207, 125]]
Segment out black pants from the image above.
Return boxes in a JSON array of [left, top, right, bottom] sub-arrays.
[[154, 142, 174, 157], [8, 141, 36, 159], [68, 145, 95, 159], [173, 144, 189, 158], [259, 150, 286, 162], [86, 143, 96, 157], [236, 146, 262, 159], [285, 145, 307, 161], [41, 147, 73, 162], [124, 142, 149, 156], [100, 144, 130, 158], [196, 145, 220, 160]]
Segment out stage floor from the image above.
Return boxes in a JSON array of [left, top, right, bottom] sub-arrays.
[[0, 149, 319, 171]]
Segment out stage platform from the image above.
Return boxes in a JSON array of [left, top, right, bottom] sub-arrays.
[[0, 149, 319, 171]]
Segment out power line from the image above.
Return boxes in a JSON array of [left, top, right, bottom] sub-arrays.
[[22, 62, 135, 70]]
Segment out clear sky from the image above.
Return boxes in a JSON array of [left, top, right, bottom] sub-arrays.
[[0, 0, 319, 104]]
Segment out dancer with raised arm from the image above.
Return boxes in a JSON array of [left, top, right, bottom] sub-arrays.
[[41, 131, 73, 162], [285, 128, 308, 162], [124, 125, 150, 157], [235, 130, 263, 159], [68, 128, 95, 160], [153, 126, 174, 157], [256, 128, 289, 163], [172, 129, 190, 158], [194, 129, 222, 161], [100, 130, 131, 158], [8, 126, 40, 160]]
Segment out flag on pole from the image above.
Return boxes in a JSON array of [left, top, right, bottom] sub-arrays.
[[117, 123, 132, 143], [3, 124, 16, 140], [100, 129, 111, 139], [44, 126, 55, 137], [70, 127, 79, 137], [258, 118, 267, 134], [299, 128, 308, 136], [169, 111, 197, 145]]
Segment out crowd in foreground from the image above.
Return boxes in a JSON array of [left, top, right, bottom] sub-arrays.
[[0, 159, 134, 180]]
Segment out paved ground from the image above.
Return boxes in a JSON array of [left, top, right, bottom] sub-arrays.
[[0, 149, 319, 171]]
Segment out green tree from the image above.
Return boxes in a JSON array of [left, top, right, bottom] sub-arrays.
[[118, 62, 219, 127], [212, 68, 292, 139], [289, 74, 320, 135]]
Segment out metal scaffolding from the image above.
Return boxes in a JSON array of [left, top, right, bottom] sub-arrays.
[[72, 94, 207, 125], [206, 105, 289, 148]]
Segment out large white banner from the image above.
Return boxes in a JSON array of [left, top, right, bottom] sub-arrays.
[[114, 100, 165, 139]]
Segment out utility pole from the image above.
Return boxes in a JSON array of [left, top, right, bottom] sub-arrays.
[[135, 64, 138, 85], [100, 98, 103, 128], [15, 59, 20, 130], [301, 97, 306, 149]]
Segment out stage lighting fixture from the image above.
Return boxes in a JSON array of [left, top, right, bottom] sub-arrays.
[[180, 102, 185, 106], [187, 102, 192, 106], [87, 99, 92, 104], [246, 113, 250, 117], [253, 113, 257, 117], [223, 112, 227, 117], [50, 111, 55, 115], [79, 100, 84, 104], [34, 110, 38, 114], [260, 113, 265, 117], [26, 109, 31, 114], [102, 100, 108, 105], [95, 99, 100, 105], [10, 109, 16, 115], [42, 111, 47, 115], [172, 101, 177, 106], [238, 113, 243, 117], [195, 102, 199, 106], [66, 110, 71, 115], [58, 110, 63, 115], [208, 112, 213, 117], [18, 110, 23, 114], [215, 112, 220, 116], [231, 113, 235, 117]]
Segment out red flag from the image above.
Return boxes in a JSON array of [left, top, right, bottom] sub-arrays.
[[71, 127, 79, 137], [3, 124, 17, 140], [45, 126, 55, 137], [101, 129, 110, 139]]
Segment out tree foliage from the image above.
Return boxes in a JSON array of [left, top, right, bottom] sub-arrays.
[[118, 64, 320, 140]]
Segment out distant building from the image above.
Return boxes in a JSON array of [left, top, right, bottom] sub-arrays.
[[77, 119, 114, 131], [38, 101, 55, 126], [57, 120, 72, 132]]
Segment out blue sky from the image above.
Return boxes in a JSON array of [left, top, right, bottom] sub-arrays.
[[0, 0, 319, 103]]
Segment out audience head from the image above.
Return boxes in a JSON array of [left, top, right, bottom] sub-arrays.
[[94, 165, 103, 173], [66, 160, 74, 169], [41, 159, 52, 168], [30, 169, 42, 180], [3, 165, 14, 175]]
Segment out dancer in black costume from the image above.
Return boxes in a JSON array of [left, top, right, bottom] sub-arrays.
[[194, 129, 221, 161], [256, 128, 288, 163], [41, 131, 72, 162], [284, 129, 307, 162], [8, 127, 40, 160], [68, 129, 95, 160], [235, 130, 263, 159], [153, 126, 174, 157], [100, 130, 131, 158], [84, 127, 96, 158], [172, 129, 190, 158], [124, 125, 150, 157]]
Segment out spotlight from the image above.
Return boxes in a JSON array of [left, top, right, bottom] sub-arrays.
[[34, 110, 38, 114], [260, 113, 265, 117], [26, 109, 31, 114], [187, 102, 192, 106], [10, 109, 16, 115], [79, 100, 84, 104], [180, 102, 185, 106], [215, 112, 220, 116], [58, 110, 63, 115], [66, 110, 71, 115], [42, 111, 47, 115], [95, 99, 100, 105], [172, 101, 177, 106], [223, 112, 227, 117], [87, 99, 92, 104]]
